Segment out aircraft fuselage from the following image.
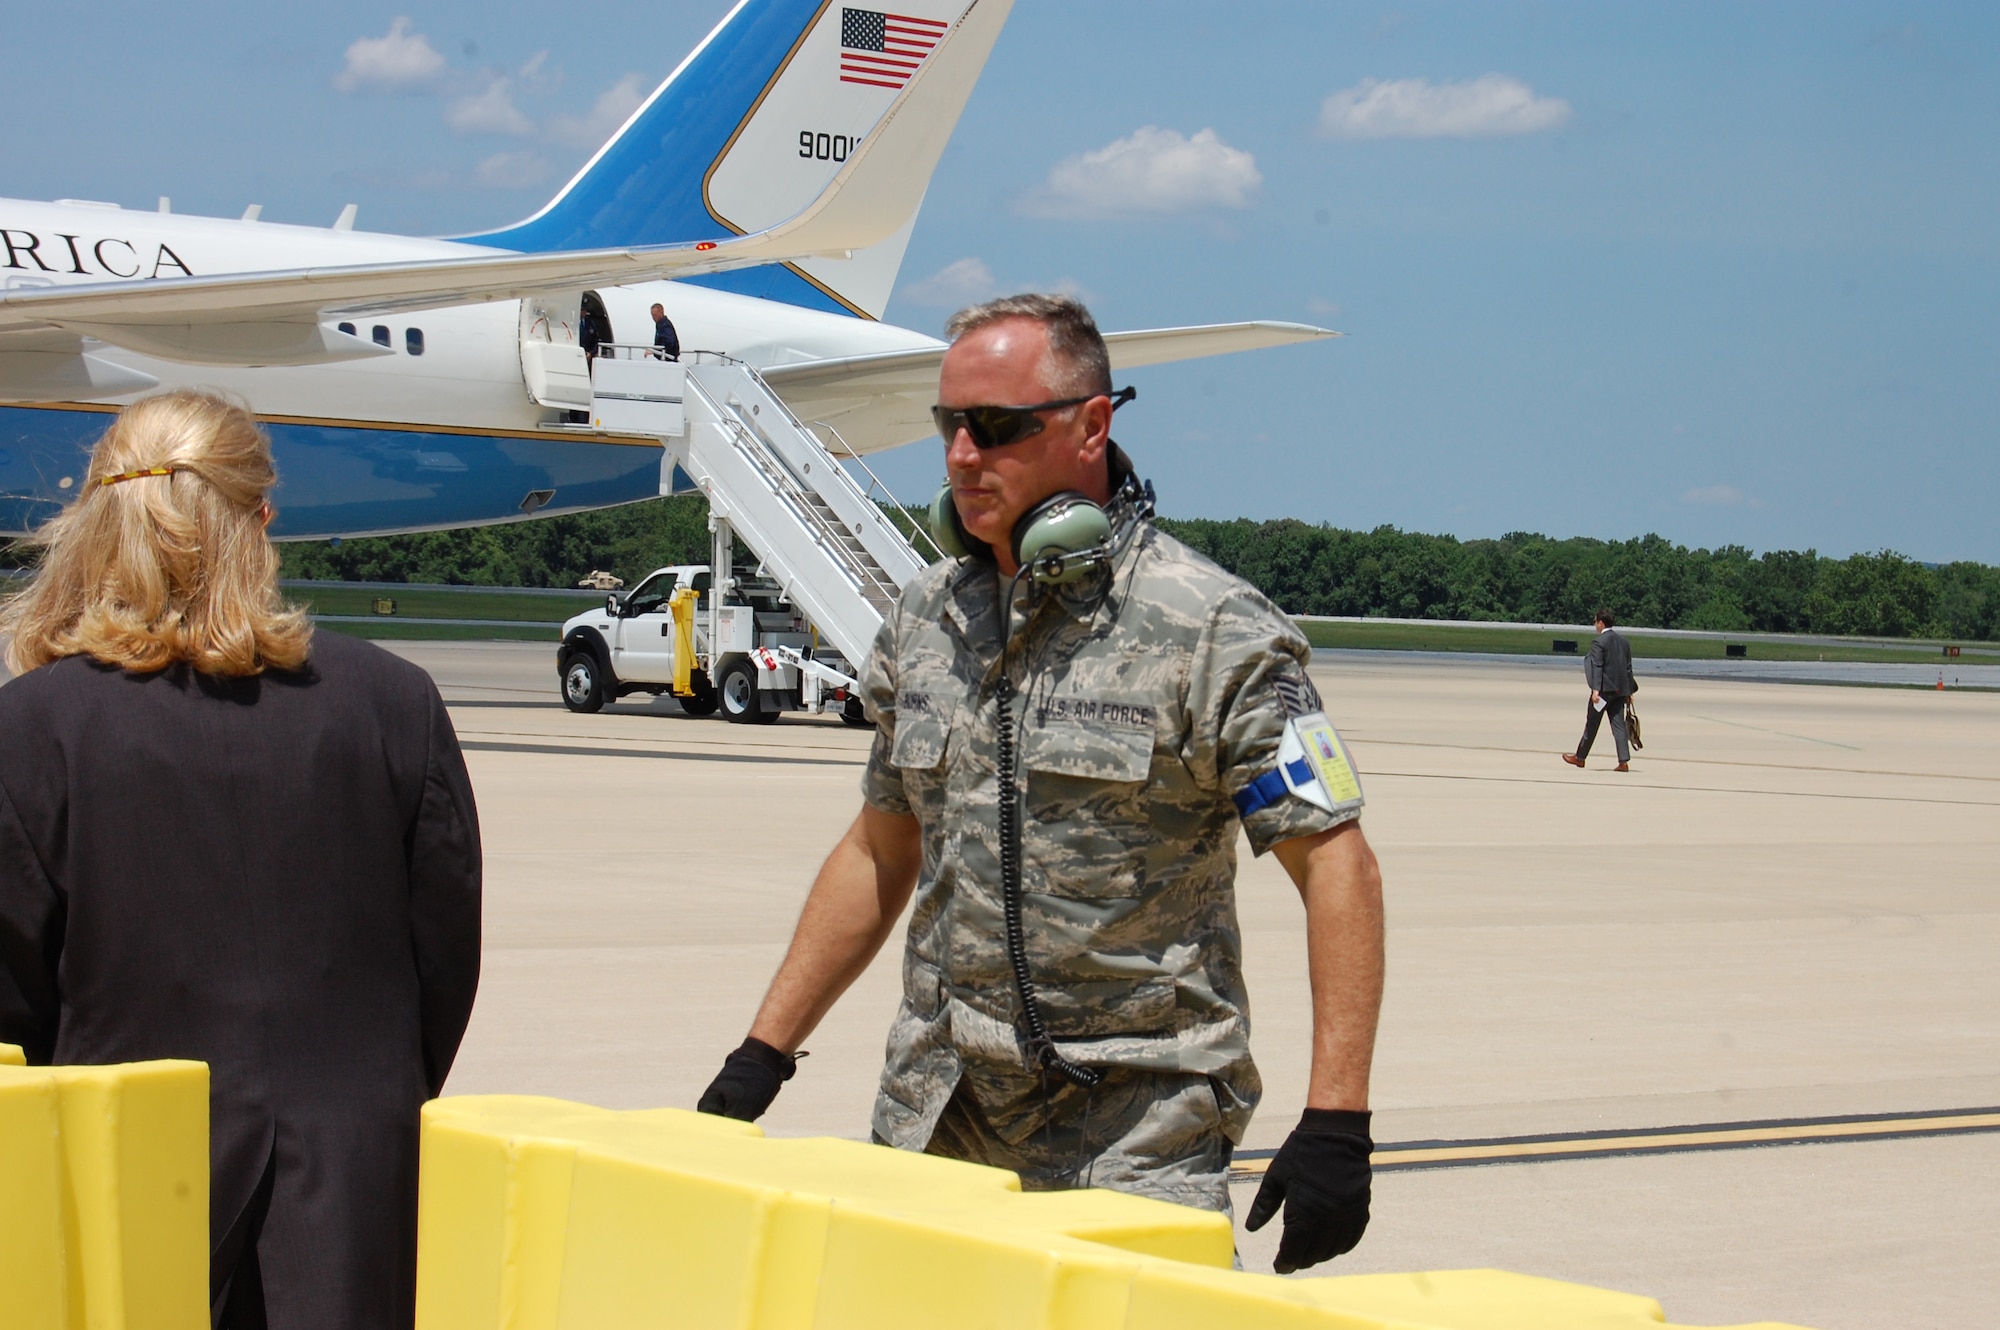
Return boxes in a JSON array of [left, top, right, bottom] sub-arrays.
[[0, 198, 940, 539]]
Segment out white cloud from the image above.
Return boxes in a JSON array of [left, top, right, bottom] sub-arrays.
[[1683, 484, 1748, 506], [1021, 126, 1262, 221], [548, 74, 648, 149], [334, 17, 446, 92], [1318, 75, 1570, 140], [515, 51, 553, 91], [475, 150, 552, 189], [448, 76, 536, 136], [899, 258, 1001, 308]]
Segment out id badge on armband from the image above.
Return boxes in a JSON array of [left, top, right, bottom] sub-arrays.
[[1276, 711, 1363, 812], [1232, 671, 1365, 822]]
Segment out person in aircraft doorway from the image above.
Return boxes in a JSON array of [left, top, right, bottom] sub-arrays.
[[694, 294, 1385, 1276], [650, 302, 680, 361]]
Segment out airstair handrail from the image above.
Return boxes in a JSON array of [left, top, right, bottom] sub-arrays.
[[808, 419, 948, 566], [654, 360, 933, 669], [676, 368, 902, 667], [722, 376, 928, 591], [686, 374, 876, 595], [707, 366, 927, 589], [594, 344, 743, 365]]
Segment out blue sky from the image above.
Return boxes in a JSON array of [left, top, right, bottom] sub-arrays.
[[3, 2, 1995, 560]]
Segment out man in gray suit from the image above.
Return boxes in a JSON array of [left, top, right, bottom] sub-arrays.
[[1563, 608, 1637, 771]]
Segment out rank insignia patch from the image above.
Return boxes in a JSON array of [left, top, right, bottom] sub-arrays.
[[1273, 671, 1324, 720]]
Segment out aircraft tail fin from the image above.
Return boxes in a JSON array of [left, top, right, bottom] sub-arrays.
[[455, 0, 1010, 319]]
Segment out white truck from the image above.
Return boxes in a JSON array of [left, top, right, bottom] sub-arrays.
[[555, 563, 872, 725]]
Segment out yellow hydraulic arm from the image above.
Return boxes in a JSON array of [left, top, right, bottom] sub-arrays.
[[669, 587, 699, 697]]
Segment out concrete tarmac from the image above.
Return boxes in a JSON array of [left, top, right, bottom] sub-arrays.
[[394, 641, 1999, 1330], [11, 638, 1989, 1328]]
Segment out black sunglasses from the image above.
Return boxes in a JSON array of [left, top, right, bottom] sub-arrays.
[[931, 385, 1136, 450]]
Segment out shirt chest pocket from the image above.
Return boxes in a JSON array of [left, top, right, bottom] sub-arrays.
[[1020, 719, 1153, 785], [1019, 719, 1156, 899]]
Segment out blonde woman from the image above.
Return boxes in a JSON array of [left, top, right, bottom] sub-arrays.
[[0, 391, 481, 1330]]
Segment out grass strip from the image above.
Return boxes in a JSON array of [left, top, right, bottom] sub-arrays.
[[287, 586, 603, 623], [314, 621, 559, 642], [1298, 620, 1994, 664]]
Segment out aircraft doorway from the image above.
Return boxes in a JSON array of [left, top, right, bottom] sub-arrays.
[[580, 291, 612, 363]]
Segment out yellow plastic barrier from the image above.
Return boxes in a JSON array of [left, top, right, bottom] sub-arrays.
[[0, 1058, 209, 1330], [1, 1040, 25, 1064], [417, 1095, 1815, 1330]]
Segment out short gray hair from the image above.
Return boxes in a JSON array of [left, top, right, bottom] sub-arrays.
[[945, 293, 1112, 397]]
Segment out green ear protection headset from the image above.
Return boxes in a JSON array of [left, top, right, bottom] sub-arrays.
[[927, 486, 1113, 585]]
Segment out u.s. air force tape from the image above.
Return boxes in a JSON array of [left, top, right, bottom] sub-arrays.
[[1233, 711, 1364, 818]]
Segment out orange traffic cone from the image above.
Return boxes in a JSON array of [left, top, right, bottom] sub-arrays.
[[1937, 672, 1945, 690]]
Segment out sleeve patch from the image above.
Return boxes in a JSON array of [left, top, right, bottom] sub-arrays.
[[1273, 671, 1324, 719]]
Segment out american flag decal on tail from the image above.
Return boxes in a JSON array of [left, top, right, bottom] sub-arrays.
[[839, 8, 948, 88]]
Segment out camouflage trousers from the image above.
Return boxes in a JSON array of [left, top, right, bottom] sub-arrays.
[[890, 1065, 1236, 1215]]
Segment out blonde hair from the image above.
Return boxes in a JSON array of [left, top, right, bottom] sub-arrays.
[[1, 391, 312, 677]]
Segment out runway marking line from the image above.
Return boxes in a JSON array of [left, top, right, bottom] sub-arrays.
[[458, 726, 868, 757], [1689, 713, 1862, 750], [1348, 736, 2000, 785], [1227, 1106, 2000, 1181], [1364, 768, 2000, 808], [460, 739, 865, 767]]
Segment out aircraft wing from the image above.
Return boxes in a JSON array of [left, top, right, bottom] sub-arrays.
[[768, 320, 1338, 456], [0, 238, 868, 366], [0, 0, 1006, 367]]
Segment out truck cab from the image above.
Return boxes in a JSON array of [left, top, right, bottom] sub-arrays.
[[597, 564, 708, 688]]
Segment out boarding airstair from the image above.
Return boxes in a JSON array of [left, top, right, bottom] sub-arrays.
[[587, 347, 936, 683]]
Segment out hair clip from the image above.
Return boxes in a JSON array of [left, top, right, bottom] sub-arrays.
[[97, 466, 179, 488]]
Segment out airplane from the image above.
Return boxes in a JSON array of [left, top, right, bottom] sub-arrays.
[[0, 0, 1331, 542]]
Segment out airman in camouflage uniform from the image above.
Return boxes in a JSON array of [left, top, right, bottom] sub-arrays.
[[698, 294, 1382, 1271], [859, 465, 1358, 1211]]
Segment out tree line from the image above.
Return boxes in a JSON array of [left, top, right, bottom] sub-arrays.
[[156, 496, 2000, 641], [1154, 519, 2000, 641]]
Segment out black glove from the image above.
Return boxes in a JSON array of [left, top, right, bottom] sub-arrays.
[[695, 1037, 799, 1121], [1244, 1109, 1372, 1274]]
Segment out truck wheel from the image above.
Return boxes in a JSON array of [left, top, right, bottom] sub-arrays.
[[560, 652, 606, 714], [677, 670, 719, 717], [840, 696, 876, 728], [718, 658, 764, 725]]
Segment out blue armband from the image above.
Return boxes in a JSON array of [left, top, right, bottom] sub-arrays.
[[1233, 757, 1316, 818]]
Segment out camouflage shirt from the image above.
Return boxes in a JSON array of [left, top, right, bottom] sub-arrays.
[[861, 513, 1362, 1153]]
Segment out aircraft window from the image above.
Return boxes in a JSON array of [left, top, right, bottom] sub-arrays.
[[406, 328, 425, 356], [338, 321, 356, 336], [372, 325, 391, 348]]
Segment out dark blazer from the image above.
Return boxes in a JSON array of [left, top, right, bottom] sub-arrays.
[[0, 631, 480, 1330], [1585, 628, 1638, 697]]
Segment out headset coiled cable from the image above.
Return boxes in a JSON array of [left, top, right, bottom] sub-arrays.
[[994, 574, 1102, 1091]]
